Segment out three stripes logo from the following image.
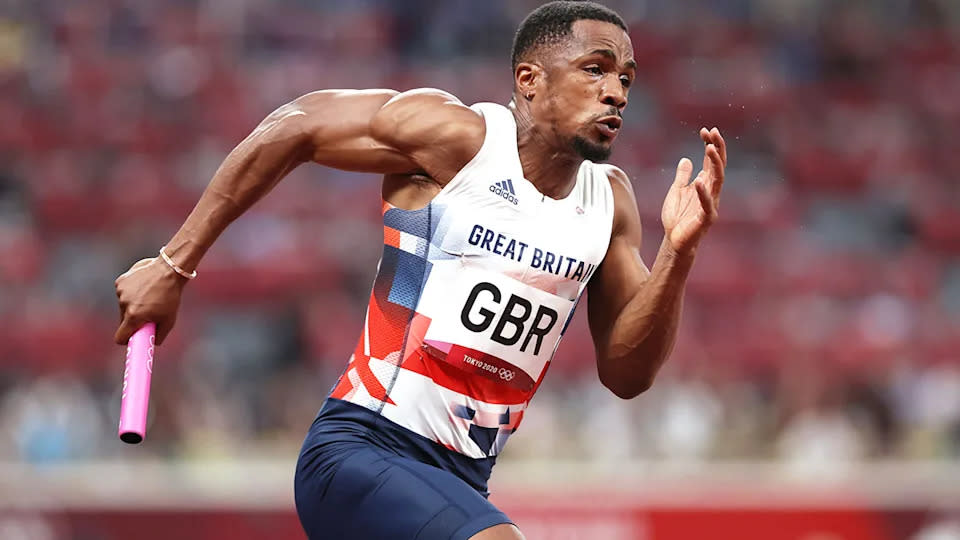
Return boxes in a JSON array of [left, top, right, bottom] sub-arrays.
[[489, 179, 519, 205]]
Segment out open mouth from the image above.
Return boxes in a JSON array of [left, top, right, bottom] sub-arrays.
[[595, 116, 622, 138]]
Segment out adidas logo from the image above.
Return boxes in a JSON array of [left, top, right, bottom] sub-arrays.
[[489, 179, 519, 205]]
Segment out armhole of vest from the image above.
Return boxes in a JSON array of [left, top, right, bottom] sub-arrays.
[[437, 103, 517, 196], [600, 164, 618, 217], [594, 163, 618, 251], [583, 162, 617, 216]]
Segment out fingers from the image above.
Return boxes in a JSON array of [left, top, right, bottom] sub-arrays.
[[114, 257, 159, 344], [698, 127, 726, 205], [713, 128, 727, 166], [674, 157, 693, 188], [705, 144, 724, 203], [116, 311, 173, 346], [114, 313, 146, 345], [694, 179, 718, 223], [156, 315, 176, 346], [699, 127, 727, 166], [114, 256, 178, 346], [699, 129, 712, 178]]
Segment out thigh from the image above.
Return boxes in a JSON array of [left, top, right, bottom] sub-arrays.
[[295, 443, 511, 540]]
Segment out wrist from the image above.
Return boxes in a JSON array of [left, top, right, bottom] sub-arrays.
[[657, 237, 696, 275], [160, 236, 207, 273], [159, 245, 198, 280], [154, 259, 192, 287]]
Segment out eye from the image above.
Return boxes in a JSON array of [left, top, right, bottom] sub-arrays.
[[620, 75, 632, 88], [584, 65, 603, 76]]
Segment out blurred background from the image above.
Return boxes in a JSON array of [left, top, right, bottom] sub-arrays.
[[1, 0, 959, 539]]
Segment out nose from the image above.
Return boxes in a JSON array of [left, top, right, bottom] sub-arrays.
[[600, 80, 627, 111]]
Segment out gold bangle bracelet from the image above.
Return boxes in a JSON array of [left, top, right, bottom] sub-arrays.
[[158, 246, 197, 280]]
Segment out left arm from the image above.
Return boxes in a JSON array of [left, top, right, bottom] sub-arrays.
[[587, 128, 727, 399]]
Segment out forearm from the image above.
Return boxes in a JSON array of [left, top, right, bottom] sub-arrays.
[[162, 105, 310, 271], [598, 238, 695, 397]]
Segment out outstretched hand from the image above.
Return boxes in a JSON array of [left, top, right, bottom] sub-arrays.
[[661, 127, 727, 255]]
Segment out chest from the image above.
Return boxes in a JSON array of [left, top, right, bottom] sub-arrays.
[[430, 176, 611, 300]]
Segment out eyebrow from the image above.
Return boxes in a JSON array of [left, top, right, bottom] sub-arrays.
[[589, 48, 638, 71]]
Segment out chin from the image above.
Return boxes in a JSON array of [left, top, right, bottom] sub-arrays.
[[572, 136, 612, 162]]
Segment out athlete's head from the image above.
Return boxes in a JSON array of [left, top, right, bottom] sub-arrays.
[[511, 1, 634, 162]]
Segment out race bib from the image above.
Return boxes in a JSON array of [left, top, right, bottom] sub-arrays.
[[416, 264, 574, 384]]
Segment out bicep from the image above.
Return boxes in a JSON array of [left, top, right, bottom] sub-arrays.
[[587, 168, 650, 341], [290, 88, 483, 180], [292, 89, 420, 174], [370, 89, 484, 182]]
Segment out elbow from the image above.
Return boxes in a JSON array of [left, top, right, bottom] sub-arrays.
[[258, 103, 312, 148], [604, 379, 653, 400], [253, 94, 335, 157], [599, 366, 656, 400]]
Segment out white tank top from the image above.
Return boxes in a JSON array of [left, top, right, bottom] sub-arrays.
[[328, 102, 617, 458]]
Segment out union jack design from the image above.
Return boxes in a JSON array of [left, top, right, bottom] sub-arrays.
[[327, 103, 615, 459]]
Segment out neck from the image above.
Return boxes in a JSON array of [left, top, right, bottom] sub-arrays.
[[509, 97, 581, 200]]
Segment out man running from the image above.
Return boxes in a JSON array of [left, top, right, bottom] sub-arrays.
[[114, 2, 727, 539]]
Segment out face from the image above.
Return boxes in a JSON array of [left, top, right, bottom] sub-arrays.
[[519, 19, 636, 161]]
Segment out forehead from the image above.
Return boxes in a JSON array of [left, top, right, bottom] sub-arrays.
[[567, 19, 634, 61]]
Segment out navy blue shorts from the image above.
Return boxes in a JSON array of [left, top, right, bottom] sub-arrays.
[[294, 399, 512, 540]]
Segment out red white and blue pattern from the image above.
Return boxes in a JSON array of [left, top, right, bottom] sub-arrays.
[[329, 103, 616, 459]]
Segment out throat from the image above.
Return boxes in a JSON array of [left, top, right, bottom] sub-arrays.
[[515, 128, 581, 199], [510, 100, 582, 200], [518, 146, 581, 200]]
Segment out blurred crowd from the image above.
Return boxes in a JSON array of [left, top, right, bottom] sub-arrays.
[[0, 0, 959, 467]]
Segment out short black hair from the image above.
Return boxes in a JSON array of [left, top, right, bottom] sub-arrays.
[[511, 1, 627, 69]]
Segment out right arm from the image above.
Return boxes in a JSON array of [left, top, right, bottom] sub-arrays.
[[114, 88, 484, 344]]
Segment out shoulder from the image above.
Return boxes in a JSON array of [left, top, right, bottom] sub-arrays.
[[371, 88, 485, 181], [598, 164, 639, 213], [381, 88, 470, 110], [371, 88, 484, 148], [600, 164, 632, 192], [599, 164, 641, 239], [286, 88, 484, 146]]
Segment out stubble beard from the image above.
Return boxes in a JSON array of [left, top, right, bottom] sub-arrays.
[[571, 135, 612, 162]]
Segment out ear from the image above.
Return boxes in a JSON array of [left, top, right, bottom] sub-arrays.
[[515, 61, 543, 101]]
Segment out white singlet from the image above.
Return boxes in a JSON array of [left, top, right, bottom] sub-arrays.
[[329, 102, 617, 459]]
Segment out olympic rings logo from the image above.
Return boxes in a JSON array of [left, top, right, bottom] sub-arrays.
[[146, 335, 155, 374], [498, 368, 515, 381]]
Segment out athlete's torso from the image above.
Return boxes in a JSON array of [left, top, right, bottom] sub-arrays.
[[328, 102, 617, 460]]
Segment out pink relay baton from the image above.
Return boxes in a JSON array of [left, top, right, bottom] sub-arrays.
[[118, 322, 157, 444]]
